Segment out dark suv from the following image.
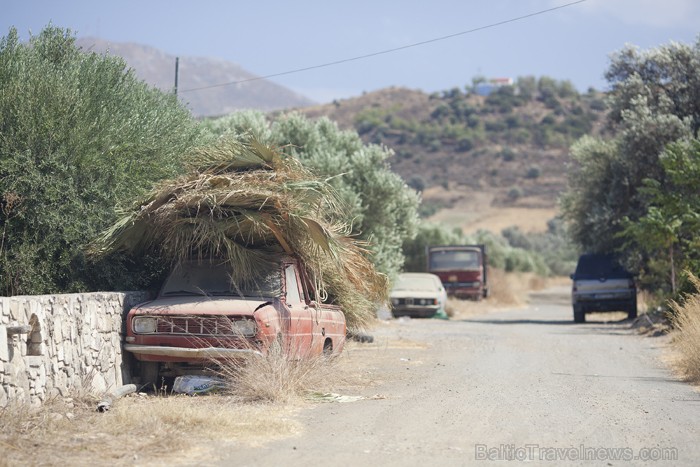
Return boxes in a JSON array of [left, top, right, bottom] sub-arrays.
[[570, 254, 637, 323]]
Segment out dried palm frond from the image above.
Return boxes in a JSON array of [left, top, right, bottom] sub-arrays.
[[93, 135, 384, 330]]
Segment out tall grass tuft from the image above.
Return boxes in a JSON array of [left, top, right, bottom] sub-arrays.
[[669, 273, 700, 384], [216, 342, 340, 403]]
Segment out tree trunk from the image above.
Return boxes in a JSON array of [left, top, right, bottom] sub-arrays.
[[670, 243, 676, 294]]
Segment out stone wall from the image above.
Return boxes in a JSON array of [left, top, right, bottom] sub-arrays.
[[0, 291, 150, 407]]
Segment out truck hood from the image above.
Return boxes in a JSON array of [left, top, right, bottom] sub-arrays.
[[132, 296, 273, 316]]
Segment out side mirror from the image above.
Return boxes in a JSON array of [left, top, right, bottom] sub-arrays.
[[569, 273, 575, 280]]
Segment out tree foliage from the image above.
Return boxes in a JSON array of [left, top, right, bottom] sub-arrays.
[[201, 111, 421, 280], [402, 222, 550, 276], [561, 37, 700, 294], [0, 26, 202, 295]]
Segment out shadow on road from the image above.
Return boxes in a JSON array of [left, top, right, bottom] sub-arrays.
[[460, 317, 632, 326]]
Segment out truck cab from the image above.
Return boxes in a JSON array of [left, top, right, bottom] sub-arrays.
[[124, 257, 346, 386], [426, 245, 488, 300]]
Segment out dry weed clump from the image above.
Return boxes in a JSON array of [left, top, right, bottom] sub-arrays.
[[668, 274, 700, 384], [217, 342, 341, 403]]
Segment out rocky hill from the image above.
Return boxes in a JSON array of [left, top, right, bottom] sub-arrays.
[[76, 37, 315, 117], [300, 80, 608, 230]]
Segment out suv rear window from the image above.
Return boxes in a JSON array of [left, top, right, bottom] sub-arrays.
[[574, 254, 632, 279]]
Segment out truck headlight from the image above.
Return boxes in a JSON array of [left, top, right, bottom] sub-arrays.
[[132, 316, 157, 334], [231, 319, 257, 337]]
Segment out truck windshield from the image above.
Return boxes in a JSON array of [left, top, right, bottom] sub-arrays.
[[161, 261, 281, 298], [429, 250, 480, 271], [574, 255, 632, 279]]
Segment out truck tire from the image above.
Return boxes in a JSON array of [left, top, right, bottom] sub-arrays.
[[139, 361, 160, 390], [323, 338, 333, 356], [573, 305, 585, 323]]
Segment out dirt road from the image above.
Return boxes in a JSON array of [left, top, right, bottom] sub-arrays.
[[218, 288, 700, 466]]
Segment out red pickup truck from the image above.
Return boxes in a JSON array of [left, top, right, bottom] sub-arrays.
[[124, 256, 346, 386]]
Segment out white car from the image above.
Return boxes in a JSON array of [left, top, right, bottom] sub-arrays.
[[390, 273, 448, 318]]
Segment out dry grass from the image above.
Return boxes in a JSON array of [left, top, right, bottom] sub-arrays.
[[448, 268, 557, 318], [0, 391, 301, 466], [668, 275, 700, 385], [0, 338, 360, 465], [216, 342, 343, 403]]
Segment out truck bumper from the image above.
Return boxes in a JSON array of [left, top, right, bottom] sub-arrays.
[[445, 286, 482, 300], [124, 344, 262, 359]]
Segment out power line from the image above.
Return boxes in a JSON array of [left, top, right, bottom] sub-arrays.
[[180, 0, 586, 93]]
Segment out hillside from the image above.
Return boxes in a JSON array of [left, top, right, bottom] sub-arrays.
[[76, 37, 315, 117], [300, 80, 608, 232]]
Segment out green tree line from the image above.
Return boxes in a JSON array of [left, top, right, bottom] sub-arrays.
[[0, 26, 420, 296], [561, 36, 700, 297]]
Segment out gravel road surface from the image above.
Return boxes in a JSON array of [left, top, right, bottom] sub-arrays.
[[219, 287, 700, 466]]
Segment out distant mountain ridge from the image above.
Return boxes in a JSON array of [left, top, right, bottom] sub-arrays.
[[76, 37, 315, 117]]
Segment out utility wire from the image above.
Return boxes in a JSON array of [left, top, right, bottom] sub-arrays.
[[180, 0, 586, 93]]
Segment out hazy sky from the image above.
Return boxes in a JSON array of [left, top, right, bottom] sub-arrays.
[[4, 0, 699, 103]]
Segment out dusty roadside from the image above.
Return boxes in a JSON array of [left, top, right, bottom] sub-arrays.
[[3, 285, 698, 466]]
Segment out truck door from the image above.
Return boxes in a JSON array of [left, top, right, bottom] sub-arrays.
[[284, 263, 313, 357]]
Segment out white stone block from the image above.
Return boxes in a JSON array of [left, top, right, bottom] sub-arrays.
[[0, 325, 8, 362]]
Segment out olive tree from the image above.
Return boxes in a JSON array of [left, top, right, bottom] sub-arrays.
[[202, 110, 421, 279], [561, 37, 700, 292], [0, 26, 202, 295]]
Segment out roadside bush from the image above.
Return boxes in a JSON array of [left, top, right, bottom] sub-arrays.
[[0, 27, 201, 295]]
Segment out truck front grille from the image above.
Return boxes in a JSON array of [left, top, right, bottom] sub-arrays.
[[155, 316, 238, 336]]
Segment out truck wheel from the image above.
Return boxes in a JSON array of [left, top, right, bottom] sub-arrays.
[[573, 305, 585, 323], [323, 338, 333, 356], [139, 361, 160, 391], [627, 301, 638, 320]]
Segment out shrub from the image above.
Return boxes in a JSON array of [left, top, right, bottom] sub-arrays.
[[0, 27, 201, 295], [508, 187, 523, 201], [526, 165, 541, 179], [500, 148, 516, 161], [456, 137, 474, 152]]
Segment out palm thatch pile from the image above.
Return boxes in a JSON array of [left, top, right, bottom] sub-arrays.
[[94, 136, 386, 330]]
